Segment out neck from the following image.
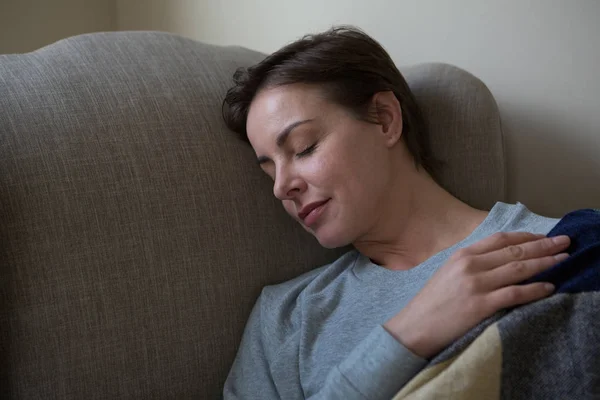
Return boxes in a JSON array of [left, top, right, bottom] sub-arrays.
[[352, 168, 489, 270]]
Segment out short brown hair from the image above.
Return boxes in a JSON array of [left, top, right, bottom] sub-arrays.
[[222, 26, 439, 177]]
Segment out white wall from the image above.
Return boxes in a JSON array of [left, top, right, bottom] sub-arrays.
[[0, 0, 115, 53], [120, 0, 599, 216]]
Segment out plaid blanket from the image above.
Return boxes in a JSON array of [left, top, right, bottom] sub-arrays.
[[393, 209, 600, 400]]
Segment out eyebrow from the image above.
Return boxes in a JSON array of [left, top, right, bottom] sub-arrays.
[[256, 119, 314, 165]]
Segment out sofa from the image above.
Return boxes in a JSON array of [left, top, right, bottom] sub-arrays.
[[0, 31, 505, 399]]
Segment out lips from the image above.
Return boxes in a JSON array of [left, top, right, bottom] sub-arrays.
[[298, 199, 330, 225]]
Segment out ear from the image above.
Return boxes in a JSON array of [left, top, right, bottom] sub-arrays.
[[372, 91, 403, 147]]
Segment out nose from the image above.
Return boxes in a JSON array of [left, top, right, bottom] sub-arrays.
[[273, 164, 306, 200]]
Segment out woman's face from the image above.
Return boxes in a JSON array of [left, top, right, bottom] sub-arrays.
[[246, 84, 401, 248]]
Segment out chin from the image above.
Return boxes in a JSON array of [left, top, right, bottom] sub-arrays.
[[312, 228, 352, 249]]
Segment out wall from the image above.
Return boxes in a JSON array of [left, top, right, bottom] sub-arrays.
[[116, 0, 203, 35], [122, 1, 600, 216], [0, 0, 115, 53]]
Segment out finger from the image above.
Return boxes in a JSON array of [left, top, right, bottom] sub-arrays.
[[481, 253, 568, 289], [474, 235, 570, 270], [460, 231, 546, 257], [486, 281, 555, 310]]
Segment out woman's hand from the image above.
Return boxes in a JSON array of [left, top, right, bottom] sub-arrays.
[[384, 232, 570, 359]]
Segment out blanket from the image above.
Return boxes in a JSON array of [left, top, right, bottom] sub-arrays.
[[393, 209, 600, 400]]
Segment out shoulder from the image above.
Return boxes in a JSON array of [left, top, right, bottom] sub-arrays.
[[494, 202, 560, 234], [258, 250, 360, 339], [263, 250, 360, 300]]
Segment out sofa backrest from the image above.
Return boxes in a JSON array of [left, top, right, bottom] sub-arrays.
[[0, 32, 504, 399]]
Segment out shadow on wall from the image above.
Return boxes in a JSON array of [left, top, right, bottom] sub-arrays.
[[0, 0, 115, 54], [503, 106, 600, 217]]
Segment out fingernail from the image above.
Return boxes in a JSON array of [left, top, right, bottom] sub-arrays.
[[544, 283, 555, 291], [554, 253, 569, 262], [552, 235, 570, 245]]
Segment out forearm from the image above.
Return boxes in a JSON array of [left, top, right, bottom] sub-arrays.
[[313, 325, 427, 400]]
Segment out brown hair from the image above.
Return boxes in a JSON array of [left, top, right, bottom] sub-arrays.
[[222, 26, 440, 177]]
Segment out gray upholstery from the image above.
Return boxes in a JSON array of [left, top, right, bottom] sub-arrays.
[[402, 63, 505, 207], [0, 31, 504, 399]]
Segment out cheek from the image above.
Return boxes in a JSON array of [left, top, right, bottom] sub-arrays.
[[303, 149, 337, 186]]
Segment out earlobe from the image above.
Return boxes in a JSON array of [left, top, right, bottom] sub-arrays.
[[373, 91, 403, 147]]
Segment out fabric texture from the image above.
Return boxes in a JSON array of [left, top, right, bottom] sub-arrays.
[[0, 31, 505, 398], [401, 63, 505, 209], [525, 208, 600, 292], [395, 325, 502, 399], [393, 209, 600, 400], [223, 202, 558, 399]]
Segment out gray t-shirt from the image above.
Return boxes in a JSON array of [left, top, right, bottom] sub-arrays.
[[223, 202, 559, 400]]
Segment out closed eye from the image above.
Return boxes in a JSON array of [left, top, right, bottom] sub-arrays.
[[296, 143, 318, 158]]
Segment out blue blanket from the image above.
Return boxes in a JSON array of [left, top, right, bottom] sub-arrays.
[[526, 208, 600, 292]]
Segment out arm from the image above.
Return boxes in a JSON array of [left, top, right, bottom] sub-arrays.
[[224, 295, 426, 400], [226, 232, 569, 399], [223, 297, 280, 399], [315, 325, 426, 400]]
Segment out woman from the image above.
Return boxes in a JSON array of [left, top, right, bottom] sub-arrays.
[[221, 27, 568, 400]]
